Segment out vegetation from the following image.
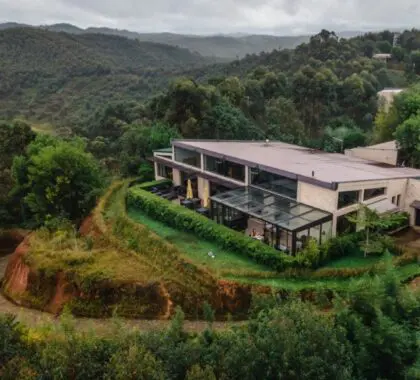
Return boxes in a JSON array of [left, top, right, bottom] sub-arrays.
[[0, 269, 418, 379], [10, 135, 104, 227], [127, 185, 297, 271], [0, 28, 217, 125], [127, 208, 274, 277], [374, 83, 420, 166]]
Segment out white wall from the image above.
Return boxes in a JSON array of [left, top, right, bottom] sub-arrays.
[[344, 146, 398, 166], [172, 169, 181, 186], [403, 178, 420, 225], [298, 182, 338, 213], [298, 178, 410, 235]]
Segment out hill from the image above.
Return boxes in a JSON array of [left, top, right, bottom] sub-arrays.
[[0, 28, 217, 125], [1, 22, 312, 59]]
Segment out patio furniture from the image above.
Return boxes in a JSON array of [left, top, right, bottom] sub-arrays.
[[196, 207, 210, 217], [181, 199, 194, 209]]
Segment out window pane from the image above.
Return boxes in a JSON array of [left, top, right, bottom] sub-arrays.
[[363, 187, 386, 201], [338, 190, 359, 209], [174, 147, 201, 167], [250, 168, 297, 199], [205, 155, 245, 182]]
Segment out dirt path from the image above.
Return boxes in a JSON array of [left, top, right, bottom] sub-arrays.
[[0, 254, 242, 333]]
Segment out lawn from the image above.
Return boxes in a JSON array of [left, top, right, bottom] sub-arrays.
[[228, 262, 420, 291], [127, 207, 274, 277], [323, 253, 384, 269]]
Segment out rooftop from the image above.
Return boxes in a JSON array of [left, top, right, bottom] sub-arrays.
[[173, 140, 420, 186]]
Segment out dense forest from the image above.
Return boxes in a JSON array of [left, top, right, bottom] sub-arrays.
[[0, 27, 420, 379], [1, 269, 419, 379], [0, 28, 219, 125]]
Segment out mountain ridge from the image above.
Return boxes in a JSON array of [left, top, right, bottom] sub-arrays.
[[0, 22, 314, 58]]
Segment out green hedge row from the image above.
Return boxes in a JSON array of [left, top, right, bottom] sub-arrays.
[[129, 179, 172, 191], [127, 186, 298, 271]]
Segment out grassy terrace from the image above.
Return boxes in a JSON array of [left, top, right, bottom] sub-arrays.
[[127, 207, 420, 291], [127, 208, 274, 278]]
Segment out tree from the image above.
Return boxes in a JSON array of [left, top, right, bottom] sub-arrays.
[[377, 40, 392, 54], [347, 205, 407, 257], [106, 345, 165, 380], [409, 50, 420, 75], [394, 114, 420, 167], [265, 96, 305, 143], [11, 138, 104, 226], [201, 102, 264, 140], [0, 121, 35, 225], [391, 46, 405, 62]]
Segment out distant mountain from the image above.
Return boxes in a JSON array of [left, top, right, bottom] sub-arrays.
[[0, 27, 218, 125], [0, 22, 29, 30], [0, 22, 313, 59]]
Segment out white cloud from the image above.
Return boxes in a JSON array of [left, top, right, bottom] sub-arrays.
[[0, 0, 419, 34]]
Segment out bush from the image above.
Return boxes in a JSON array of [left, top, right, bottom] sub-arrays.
[[127, 186, 297, 271], [320, 233, 361, 263]]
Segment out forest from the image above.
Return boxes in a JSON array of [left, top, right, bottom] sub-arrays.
[[2, 28, 420, 227], [1, 269, 419, 379], [0, 27, 420, 379]]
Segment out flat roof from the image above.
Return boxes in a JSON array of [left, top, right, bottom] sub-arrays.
[[173, 140, 420, 186]]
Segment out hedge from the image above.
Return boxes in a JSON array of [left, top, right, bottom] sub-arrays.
[[129, 179, 172, 191], [127, 186, 298, 271]]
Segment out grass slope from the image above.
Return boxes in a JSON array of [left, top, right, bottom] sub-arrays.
[[127, 208, 273, 277]]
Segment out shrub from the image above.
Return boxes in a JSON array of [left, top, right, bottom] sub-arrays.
[[320, 233, 361, 263], [297, 238, 322, 268], [127, 186, 297, 271]]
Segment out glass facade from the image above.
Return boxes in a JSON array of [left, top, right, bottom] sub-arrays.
[[363, 187, 386, 201], [338, 190, 360, 209], [210, 186, 332, 254], [205, 155, 245, 182], [174, 147, 201, 168], [250, 168, 297, 199]]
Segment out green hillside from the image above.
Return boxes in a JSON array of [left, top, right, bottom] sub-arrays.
[[1, 22, 312, 59], [0, 28, 217, 124]]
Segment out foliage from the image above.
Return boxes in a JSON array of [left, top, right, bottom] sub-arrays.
[[394, 113, 420, 167], [11, 136, 104, 226], [127, 185, 298, 270], [347, 206, 409, 257], [0, 120, 36, 226]]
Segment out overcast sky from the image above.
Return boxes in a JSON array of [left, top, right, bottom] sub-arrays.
[[0, 0, 419, 35]]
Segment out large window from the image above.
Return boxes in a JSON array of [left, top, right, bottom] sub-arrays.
[[174, 147, 201, 168], [157, 164, 172, 179], [338, 190, 360, 209], [363, 187, 386, 201], [250, 168, 297, 199], [205, 155, 245, 182]]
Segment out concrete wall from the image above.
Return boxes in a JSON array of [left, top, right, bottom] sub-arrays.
[[344, 146, 398, 166], [298, 178, 410, 235], [403, 178, 420, 225], [172, 168, 181, 186], [298, 182, 338, 213]]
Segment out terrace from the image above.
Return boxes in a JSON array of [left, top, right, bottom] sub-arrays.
[[211, 187, 332, 254]]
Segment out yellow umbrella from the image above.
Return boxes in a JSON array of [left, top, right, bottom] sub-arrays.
[[203, 185, 209, 208], [186, 179, 193, 199]]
